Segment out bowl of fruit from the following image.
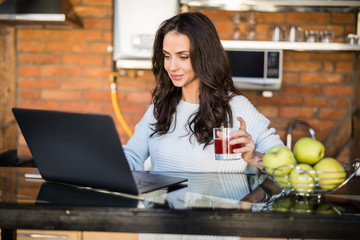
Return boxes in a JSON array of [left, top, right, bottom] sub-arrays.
[[263, 137, 359, 196]]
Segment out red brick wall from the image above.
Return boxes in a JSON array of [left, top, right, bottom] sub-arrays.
[[15, 1, 356, 163]]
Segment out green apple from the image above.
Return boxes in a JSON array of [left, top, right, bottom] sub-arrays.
[[289, 163, 317, 194], [313, 157, 346, 190], [272, 196, 295, 212], [315, 203, 336, 215], [293, 137, 325, 165], [263, 146, 295, 176], [274, 174, 292, 189], [292, 200, 313, 213]]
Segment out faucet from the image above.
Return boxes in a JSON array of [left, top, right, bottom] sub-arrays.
[[286, 120, 316, 149]]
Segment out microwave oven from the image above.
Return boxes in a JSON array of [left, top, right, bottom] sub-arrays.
[[226, 49, 283, 91]]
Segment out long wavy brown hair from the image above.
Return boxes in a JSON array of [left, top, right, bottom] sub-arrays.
[[151, 12, 240, 147]]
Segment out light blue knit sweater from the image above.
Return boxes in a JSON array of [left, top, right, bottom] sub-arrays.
[[123, 95, 284, 172]]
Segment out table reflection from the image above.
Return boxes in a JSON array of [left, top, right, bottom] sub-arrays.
[[267, 194, 342, 215], [31, 171, 355, 216], [34, 172, 266, 211], [36, 182, 140, 207], [2, 167, 358, 216], [145, 172, 265, 210]]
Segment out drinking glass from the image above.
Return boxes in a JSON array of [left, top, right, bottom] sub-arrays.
[[213, 128, 243, 160], [321, 30, 334, 43], [305, 30, 320, 42]]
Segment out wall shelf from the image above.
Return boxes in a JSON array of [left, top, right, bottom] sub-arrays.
[[116, 40, 360, 70], [221, 40, 360, 51], [180, 0, 360, 13]]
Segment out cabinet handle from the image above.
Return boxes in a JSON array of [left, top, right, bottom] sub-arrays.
[[17, 233, 68, 238]]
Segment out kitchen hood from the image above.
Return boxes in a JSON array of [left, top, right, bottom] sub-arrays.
[[0, 0, 82, 28], [180, 0, 360, 12]]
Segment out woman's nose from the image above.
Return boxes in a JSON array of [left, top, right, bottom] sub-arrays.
[[168, 59, 178, 71]]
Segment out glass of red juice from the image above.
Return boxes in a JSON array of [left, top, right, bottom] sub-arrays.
[[213, 128, 242, 160]]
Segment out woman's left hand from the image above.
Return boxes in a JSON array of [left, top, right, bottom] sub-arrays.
[[229, 117, 264, 170]]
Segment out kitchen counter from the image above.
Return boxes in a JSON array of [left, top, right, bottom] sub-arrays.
[[1, 167, 360, 239]]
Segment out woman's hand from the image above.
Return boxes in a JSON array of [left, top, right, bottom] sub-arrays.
[[229, 117, 264, 170]]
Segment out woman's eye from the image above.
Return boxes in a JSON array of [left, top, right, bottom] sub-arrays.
[[164, 55, 170, 59], [180, 56, 189, 60]]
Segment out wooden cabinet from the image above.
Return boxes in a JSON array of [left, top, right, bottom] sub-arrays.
[[17, 230, 81, 240], [83, 232, 137, 240], [15, 230, 137, 240]]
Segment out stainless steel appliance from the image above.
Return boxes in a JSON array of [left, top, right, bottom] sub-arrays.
[[226, 49, 283, 91]]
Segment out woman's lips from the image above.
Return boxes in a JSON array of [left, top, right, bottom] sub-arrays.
[[171, 74, 183, 80]]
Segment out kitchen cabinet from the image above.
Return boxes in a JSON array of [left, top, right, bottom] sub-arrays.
[[15, 230, 138, 240], [83, 231, 137, 240], [17, 230, 81, 240]]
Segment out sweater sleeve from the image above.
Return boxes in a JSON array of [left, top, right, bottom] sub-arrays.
[[230, 96, 284, 154], [123, 104, 155, 171]]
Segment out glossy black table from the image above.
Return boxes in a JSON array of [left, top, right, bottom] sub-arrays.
[[1, 167, 360, 240]]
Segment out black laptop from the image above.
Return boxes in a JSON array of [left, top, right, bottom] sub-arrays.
[[12, 108, 187, 195]]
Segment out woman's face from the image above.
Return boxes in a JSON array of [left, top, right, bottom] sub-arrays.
[[163, 31, 199, 90]]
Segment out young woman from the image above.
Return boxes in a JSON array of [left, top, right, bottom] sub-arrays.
[[123, 12, 284, 173]]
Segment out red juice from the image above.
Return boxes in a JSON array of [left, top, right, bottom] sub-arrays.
[[214, 139, 243, 154]]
